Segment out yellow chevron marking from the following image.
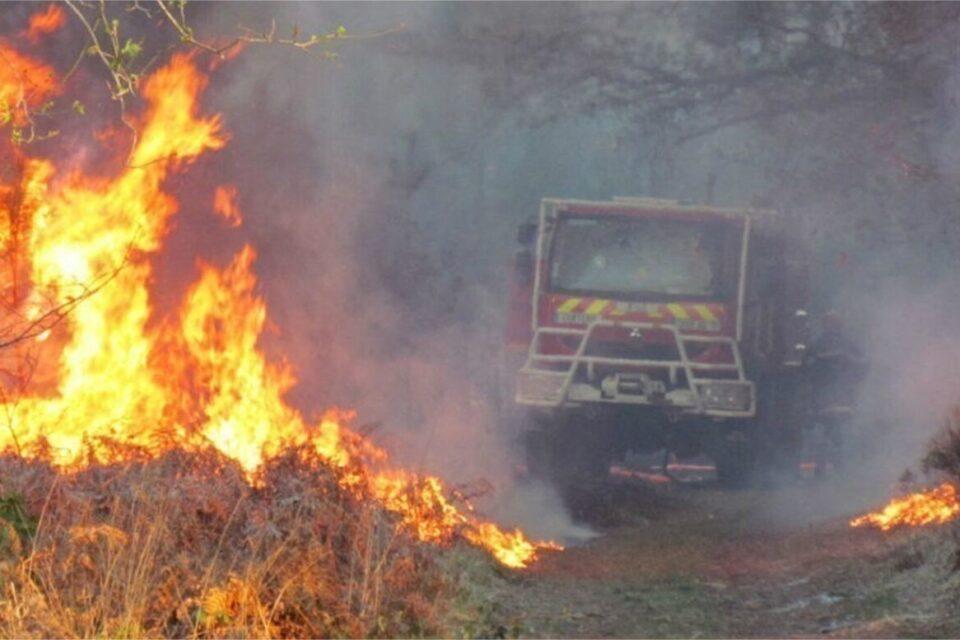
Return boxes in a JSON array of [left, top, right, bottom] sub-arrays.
[[667, 303, 689, 320], [695, 304, 717, 322], [609, 304, 627, 316], [585, 300, 609, 315], [557, 298, 581, 313]]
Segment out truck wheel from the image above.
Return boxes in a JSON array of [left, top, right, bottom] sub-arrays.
[[810, 411, 851, 478], [712, 427, 758, 488], [523, 418, 612, 488], [523, 427, 556, 481]]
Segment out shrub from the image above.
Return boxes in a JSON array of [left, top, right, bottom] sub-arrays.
[[923, 407, 960, 481]]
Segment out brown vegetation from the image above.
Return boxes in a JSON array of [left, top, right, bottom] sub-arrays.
[[923, 409, 960, 567], [0, 445, 451, 638], [924, 408, 960, 483]]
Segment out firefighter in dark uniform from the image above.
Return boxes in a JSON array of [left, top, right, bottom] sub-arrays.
[[806, 311, 867, 476]]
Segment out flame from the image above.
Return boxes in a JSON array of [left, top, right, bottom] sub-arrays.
[[213, 185, 243, 227], [24, 4, 67, 43], [0, 41, 557, 568], [207, 41, 248, 73], [850, 482, 960, 531], [0, 43, 59, 125]]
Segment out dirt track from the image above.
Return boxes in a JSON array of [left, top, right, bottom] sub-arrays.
[[483, 473, 960, 638]]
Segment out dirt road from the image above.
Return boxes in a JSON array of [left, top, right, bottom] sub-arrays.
[[479, 474, 960, 638]]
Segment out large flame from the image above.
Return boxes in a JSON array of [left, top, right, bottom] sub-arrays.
[[0, 29, 555, 569], [850, 482, 960, 531]]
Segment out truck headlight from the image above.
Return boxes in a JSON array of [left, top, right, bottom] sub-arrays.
[[697, 382, 751, 412]]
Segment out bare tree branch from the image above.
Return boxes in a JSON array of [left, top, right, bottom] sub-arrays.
[[0, 252, 131, 351]]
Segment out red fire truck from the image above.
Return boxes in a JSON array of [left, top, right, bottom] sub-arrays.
[[503, 197, 811, 486]]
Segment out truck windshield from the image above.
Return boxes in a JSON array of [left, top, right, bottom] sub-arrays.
[[548, 214, 740, 300]]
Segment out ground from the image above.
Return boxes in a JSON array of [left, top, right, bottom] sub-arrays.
[[449, 468, 960, 639]]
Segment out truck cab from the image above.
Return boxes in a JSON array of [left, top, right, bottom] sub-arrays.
[[504, 197, 809, 487]]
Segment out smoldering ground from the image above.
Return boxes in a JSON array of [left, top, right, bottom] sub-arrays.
[[161, 2, 960, 534]]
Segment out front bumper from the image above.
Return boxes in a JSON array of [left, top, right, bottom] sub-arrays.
[[514, 320, 756, 418], [519, 371, 755, 418]]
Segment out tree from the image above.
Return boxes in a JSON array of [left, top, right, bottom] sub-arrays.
[[407, 2, 960, 295], [431, 4, 956, 143]]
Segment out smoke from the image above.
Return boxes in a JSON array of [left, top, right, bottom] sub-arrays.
[[818, 43, 960, 505], [856, 285, 960, 476], [167, 3, 960, 531], [153, 2, 600, 541]]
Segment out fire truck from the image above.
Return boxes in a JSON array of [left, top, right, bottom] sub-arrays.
[[503, 197, 811, 487]]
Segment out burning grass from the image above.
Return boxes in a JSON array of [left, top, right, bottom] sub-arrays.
[[849, 410, 960, 534], [0, 17, 553, 638], [0, 445, 454, 638], [0, 20, 555, 585], [850, 483, 960, 532]]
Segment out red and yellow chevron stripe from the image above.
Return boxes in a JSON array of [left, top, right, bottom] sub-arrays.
[[552, 296, 726, 327]]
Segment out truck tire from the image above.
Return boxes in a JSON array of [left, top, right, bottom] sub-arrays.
[[523, 427, 556, 481], [523, 416, 612, 489], [712, 426, 758, 488]]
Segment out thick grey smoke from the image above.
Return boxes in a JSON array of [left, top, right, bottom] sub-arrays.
[[169, 3, 960, 532], [175, 2, 611, 540], [856, 285, 960, 475]]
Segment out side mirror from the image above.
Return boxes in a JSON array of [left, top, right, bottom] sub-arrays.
[[517, 221, 537, 247]]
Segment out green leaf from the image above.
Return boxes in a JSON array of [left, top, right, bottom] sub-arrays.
[[120, 39, 142, 62], [72, 100, 86, 115]]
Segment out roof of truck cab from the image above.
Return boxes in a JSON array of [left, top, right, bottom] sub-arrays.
[[543, 197, 778, 224]]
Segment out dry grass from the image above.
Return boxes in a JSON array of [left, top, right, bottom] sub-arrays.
[[922, 407, 960, 580], [0, 446, 450, 638], [924, 407, 960, 483]]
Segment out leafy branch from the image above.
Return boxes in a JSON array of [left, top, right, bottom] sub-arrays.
[[5, 0, 398, 150], [154, 0, 378, 61]]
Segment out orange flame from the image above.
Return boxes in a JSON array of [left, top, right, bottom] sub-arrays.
[[850, 482, 960, 531], [0, 43, 59, 124], [207, 41, 248, 72], [24, 4, 67, 43], [213, 185, 243, 227], [0, 46, 557, 568]]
